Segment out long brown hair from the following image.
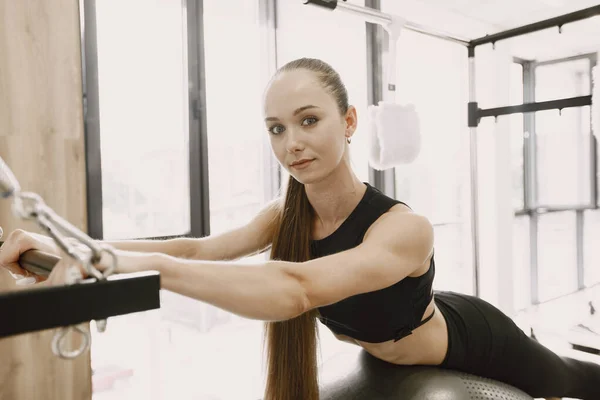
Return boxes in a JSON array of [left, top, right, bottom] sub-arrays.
[[263, 58, 350, 400]]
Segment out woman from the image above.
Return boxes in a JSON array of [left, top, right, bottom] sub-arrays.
[[1, 58, 599, 400]]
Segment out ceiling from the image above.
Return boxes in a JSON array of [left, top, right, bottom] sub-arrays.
[[415, 0, 600, 60]]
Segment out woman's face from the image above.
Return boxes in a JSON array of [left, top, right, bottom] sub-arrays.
[[263, 69, 356, 184]]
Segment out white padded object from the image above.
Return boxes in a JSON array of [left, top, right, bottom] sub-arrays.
[[368, 101, 421, 170]]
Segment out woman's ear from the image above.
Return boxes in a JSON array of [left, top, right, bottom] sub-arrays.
[[345, 105, 358, 136]]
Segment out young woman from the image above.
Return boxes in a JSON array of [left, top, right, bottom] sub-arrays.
[[1, 58, 599, 400]]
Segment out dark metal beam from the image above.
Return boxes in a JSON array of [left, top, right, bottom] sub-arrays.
[[478, 95, 592, 121], [470, 5, 600, 48]]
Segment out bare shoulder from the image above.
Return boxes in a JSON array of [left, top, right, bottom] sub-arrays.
[[363, 203, 434, 261]]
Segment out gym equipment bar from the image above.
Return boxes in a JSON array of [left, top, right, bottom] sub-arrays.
[[302, 0, 471, 47], [0, 243, 161, 338], [469, 95, 593, 127], [470, 5, 600, 48]]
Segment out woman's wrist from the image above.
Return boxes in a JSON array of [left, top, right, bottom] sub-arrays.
[[95, 248, 166, 276]]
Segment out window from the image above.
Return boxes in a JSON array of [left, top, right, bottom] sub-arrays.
[[510, 62, 525, 211], [95, 0, 191, 240], [88, 1, 196, 398], [88, 1, 273, 399], [584, 209, 600, 286], [536, 211, 579, 302], [535, 107, 593, 208], [535, 58, 591, 102], [512, 215, 531, 310], [203, 1, 271, 237], [388, 28, 472, 294], [534, 58, 594, 208], [155, 1, 275, 399], [514, 54, 598, 312]]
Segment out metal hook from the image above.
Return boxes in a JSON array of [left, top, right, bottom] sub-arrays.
[[98, 244, 119, 278], [52, 325, 90, 360]]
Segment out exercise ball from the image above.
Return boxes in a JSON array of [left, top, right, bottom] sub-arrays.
[[319, 350, 533, 400]]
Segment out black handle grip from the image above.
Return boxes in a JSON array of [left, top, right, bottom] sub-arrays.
[[0, 241, 60, 278]]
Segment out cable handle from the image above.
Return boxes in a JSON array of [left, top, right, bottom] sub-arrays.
[[0, 241, 59, 278]]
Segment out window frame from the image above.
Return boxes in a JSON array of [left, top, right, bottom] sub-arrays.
[[513, 52, 598, 307], [80, 0, 210, 240]]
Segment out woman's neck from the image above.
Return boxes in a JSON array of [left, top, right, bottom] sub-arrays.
[[304, 165, 366, 231]]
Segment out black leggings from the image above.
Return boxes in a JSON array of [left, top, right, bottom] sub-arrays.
[[435, 291, 600, 399]]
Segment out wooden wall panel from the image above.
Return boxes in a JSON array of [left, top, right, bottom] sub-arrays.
[[0, 0, 92, 399]]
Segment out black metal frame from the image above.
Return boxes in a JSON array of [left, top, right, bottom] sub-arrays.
[[80, 0, 210, 241], [468, 6, 600, 128], [469, 5, 600, 48]]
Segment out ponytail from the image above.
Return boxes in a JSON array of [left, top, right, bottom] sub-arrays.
[[263, 176, 319, 400]]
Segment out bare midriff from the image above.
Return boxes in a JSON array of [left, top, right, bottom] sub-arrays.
[[329, 259, 449, 366]]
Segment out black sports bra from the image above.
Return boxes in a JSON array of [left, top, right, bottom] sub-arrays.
[[311, 183, 435, 343]]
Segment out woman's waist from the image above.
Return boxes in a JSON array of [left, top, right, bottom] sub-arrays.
[[360, 305, 447, 365]]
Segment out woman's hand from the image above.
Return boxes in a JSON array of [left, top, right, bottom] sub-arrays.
[[0, 228, 161, 292], [0, 229, 60, 288]]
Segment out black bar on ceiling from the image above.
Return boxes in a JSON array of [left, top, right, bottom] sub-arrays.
[[470, 5, 600, 48], [478, 95, 592, 120]]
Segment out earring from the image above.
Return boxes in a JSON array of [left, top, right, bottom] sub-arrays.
[[346, 137, 352, 144]]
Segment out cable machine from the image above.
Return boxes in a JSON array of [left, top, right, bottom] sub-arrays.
[[304, 0, 600, 297]]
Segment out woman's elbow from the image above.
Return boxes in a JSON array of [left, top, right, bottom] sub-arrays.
[[259, 295, 308, 322], [273, 264, 313, 321]]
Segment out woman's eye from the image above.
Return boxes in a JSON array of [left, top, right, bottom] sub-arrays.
[[302, 117, 318, 126], [268, 125, 285, 135]]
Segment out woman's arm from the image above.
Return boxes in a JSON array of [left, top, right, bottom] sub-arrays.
[[104, 198, 281, 260], [107, 208, 434, 322]]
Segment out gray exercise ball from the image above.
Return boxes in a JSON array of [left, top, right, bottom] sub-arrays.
[[318, 350, 533, 400]]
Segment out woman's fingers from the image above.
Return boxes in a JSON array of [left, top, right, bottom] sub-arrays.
[[41, 245, 88, 287], [42, 257, 84, 287]]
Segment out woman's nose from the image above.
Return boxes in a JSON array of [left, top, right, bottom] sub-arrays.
[[285, 129, 305, 153]]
